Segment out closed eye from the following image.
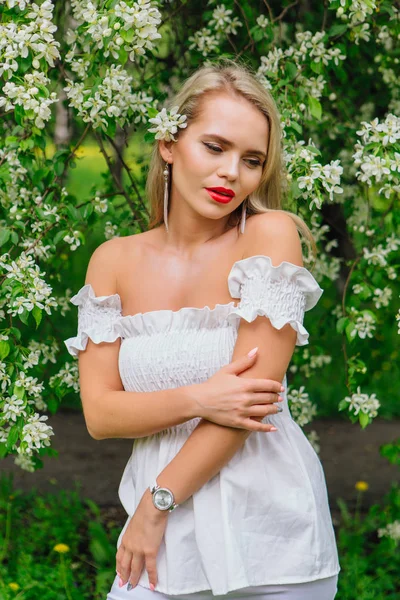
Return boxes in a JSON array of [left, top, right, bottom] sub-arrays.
[[203, 142, 263, 168]]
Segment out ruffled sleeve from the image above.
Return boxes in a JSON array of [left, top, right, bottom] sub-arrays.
[[226, 255, 323, 346], [63, 283, 123, 357]]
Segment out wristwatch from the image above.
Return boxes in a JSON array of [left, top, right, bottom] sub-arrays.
[[149, 480, 179, 512]]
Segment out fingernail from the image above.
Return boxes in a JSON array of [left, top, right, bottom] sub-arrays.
[[127, 582, 134, 591], [276, 405, 283, 412], [280, 385, 285, 391], [270, 426, 278, 431], [150, 583, 155, 591], [118, 578, 124, 588], [247, 346, 258, 357]]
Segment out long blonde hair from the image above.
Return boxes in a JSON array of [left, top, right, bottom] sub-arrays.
[[145, 57, 317, 262]]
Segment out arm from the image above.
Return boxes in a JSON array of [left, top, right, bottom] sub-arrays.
[[91, 387, 198, 440], [150, 213, 303, 506], [77, 238, 200, 440]]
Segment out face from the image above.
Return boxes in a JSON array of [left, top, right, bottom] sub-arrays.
[[159, 92, 269, 224]]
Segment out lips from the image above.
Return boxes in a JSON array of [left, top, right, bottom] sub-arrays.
[[205, 188, 235, 204]]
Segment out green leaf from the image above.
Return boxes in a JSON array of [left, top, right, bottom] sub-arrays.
[[46, 396, 59, 414], [54, 160, 64, 177], [345, 322, 356, 342], [83, 203, 94, 219], [32, 305, 42, 329], [13, 384, 25, 400], [32, 168, 50, 187], [291, 178, 302, 199], [5, 136, 18, 146], [0, 340, 10, 360], [6, 425, 19, 451], [144, 131, 156, 144], [327, 23, 348, 38], [336, 317, 348, 334], [53, 230, 69, 245], [0, 442, 8, 459], [104, 119, 116, 138], [359, 412, 369, 429], [252, 28, 265, 42], [18, 310, 30, 327], [0, 228, 10, 246], [20, 138, 35, 151], [14, 105, 25, 126], [289, 120, 302, 135], [118, 48, 128, 65], [147, 107, 159, 118], [284, 61, 297, 80], [308, 96, 322, 121], [65, 203, 81, 222], [310, 61, 323, 75]]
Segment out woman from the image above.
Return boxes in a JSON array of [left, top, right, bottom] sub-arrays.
[[65, 58, 340, 599]]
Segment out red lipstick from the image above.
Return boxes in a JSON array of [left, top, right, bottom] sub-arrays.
[[205, 187, 235, 204]]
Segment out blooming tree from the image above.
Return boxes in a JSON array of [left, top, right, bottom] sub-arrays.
[[0, 0, 399, 472]]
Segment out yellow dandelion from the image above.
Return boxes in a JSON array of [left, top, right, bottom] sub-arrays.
[[9, 495, 14, 500], [355, 481, 369, 492], [9, 583, 20, 591], [53, 543, 70, 553]]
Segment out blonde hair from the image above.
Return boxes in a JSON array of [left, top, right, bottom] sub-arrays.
[[145, 57, 317, 263]]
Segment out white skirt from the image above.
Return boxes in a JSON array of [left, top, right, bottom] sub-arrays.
[[107, 574, 338, 599]]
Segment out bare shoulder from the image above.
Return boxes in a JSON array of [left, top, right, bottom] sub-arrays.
[[244, 211, 303, 267], [118, 229, 159, 262], [87, 236, 124, 275]]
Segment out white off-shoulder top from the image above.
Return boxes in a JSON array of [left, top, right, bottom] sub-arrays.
[[64, 255, 340, 595]]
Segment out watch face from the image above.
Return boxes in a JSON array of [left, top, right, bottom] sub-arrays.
[[154, 488, 173, 510]]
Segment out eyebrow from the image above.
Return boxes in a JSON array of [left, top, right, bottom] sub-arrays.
[[202, 133, 267, 159]]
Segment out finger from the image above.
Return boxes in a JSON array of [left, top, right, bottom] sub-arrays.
[[128, 553, 145, 588], [250, 378, 284, 394], [246, 403, 282, 417], [223, 350, 258, 375], [242, 418, 278, 432], [119, 548, 133, 585], [144, 551, 158, 590], [246, 391, 283, 405]]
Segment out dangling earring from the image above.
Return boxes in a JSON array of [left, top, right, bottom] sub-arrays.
[[240, 199, 247, 234], [163, 161, 170, 233]]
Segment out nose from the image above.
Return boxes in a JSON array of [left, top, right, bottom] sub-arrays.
[[217, 154, 239, 181]]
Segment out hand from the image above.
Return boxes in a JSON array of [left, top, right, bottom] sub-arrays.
[[189, 348, 284, 432], [116, 488, 168, 591]]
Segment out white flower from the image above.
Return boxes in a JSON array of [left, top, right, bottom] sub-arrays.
[[287, 386, 317, 427], [19, 413, 54, 455], [343, 386, 380, 418], [256, 15, 269, 28], [378, 520, 400, 542], [14, 453, 36, 472], [148, 106, 188, 142], [3, 395, 27, 422], [306, 430, 320, 454], [188, 27, 220, 57]]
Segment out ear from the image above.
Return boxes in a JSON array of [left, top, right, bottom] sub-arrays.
[[158, 139, 174, 164]]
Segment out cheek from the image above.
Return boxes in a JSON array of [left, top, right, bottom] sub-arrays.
[[179, 144, 212, 174], [243, 170, 262, 194]]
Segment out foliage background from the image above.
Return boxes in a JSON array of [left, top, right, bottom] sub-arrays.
[[0, 0, 399, 519], [1, 0, 400, 598]]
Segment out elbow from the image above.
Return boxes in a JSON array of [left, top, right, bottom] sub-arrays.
[[88, 427, 104, 441], [84, 413, 105, 440]]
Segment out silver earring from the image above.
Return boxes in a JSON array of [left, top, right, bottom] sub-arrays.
[[163, 161, 169, 232], [240, 200, 247, 234]]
